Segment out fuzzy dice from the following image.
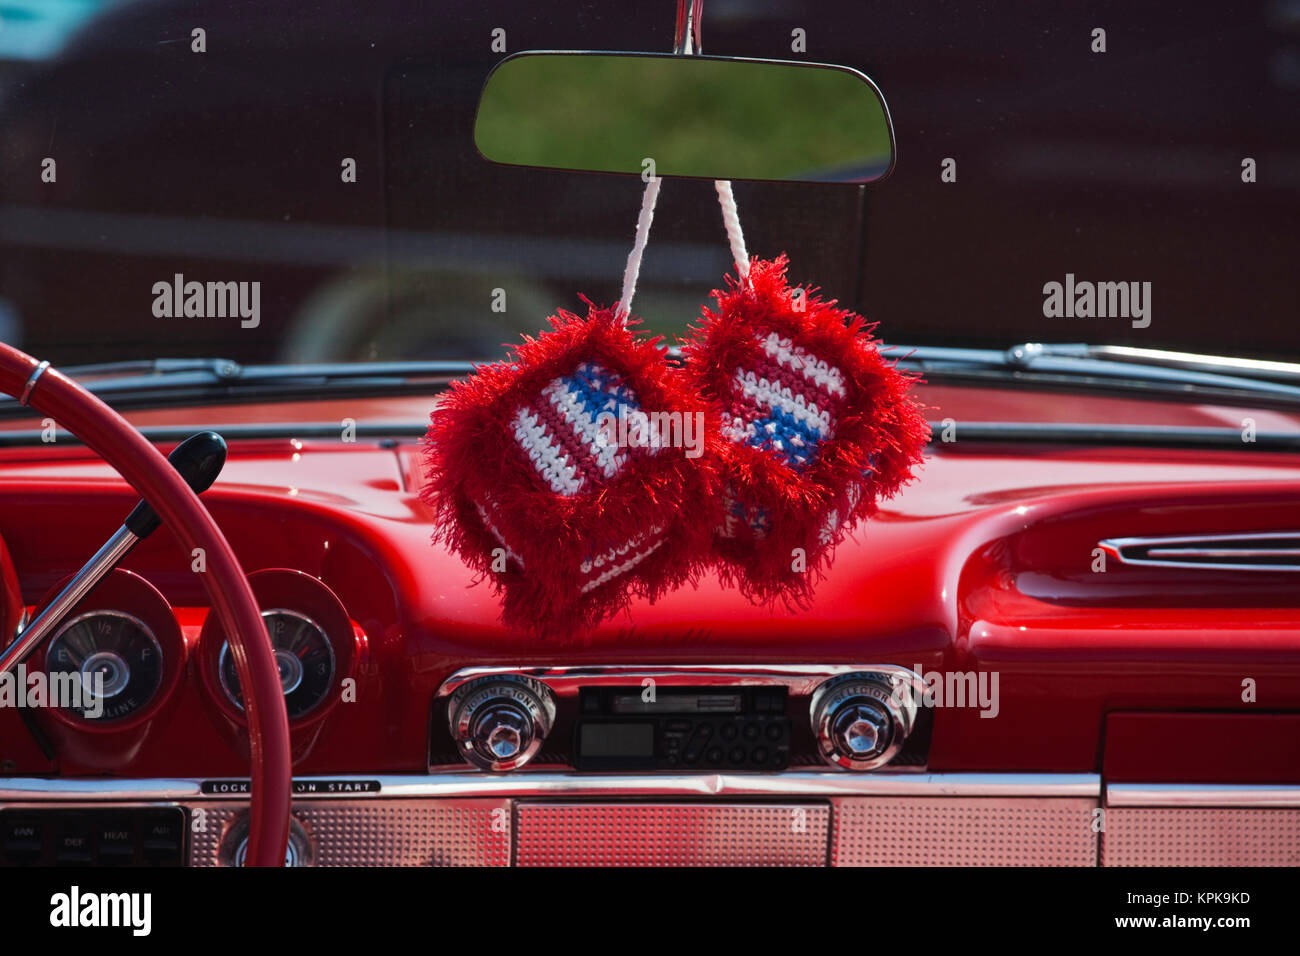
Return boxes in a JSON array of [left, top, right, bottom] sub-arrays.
[[422, 303, 720, 638], [683, 256, 929, 603]]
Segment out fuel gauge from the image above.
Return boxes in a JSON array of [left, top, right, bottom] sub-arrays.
[[46, 611, 164, 721]]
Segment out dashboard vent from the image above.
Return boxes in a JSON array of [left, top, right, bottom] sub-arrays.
[[1098, 532, 1300, 572]]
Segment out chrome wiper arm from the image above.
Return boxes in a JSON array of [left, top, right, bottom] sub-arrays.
[[884, 342, 1300, 404], [1007, 343, 1300, 384]]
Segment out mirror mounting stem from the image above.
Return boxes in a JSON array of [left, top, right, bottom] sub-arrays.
[[674, 0, 704, 55]]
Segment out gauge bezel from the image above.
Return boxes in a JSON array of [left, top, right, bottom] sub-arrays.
[[32, 568, 186, 732], [48, 609, 164, 719], [217, 607, 337, 719], [198, 568, 357, 729]]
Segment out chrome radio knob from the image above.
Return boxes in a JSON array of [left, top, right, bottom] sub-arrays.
[[448, 675, 556, 771], [834, 703, 889, 758], [810, 671, 919, 771]]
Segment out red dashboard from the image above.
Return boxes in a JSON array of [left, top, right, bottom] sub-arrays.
[[1, 382, 1297, 786]]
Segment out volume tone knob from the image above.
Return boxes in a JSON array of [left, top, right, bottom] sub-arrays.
[[448, 675, 556, 771], [810, 671, 919, 771]]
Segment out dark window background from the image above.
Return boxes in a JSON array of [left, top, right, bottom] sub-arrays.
[[0, 0, 1295, 365]]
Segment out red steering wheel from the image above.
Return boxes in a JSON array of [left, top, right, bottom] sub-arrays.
[[0, 344, 292, 866]]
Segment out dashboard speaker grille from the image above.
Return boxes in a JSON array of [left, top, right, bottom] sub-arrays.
[[190, 799, 512, 867], [1103, 808, 1300, 866], [515, 802, 830, 866], [832, 797, 1099, 866]]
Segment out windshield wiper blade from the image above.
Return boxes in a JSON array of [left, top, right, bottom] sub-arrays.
[[56, 357, 478, 382], [0, 358, 479, 417], [56, 357, 246, 379]]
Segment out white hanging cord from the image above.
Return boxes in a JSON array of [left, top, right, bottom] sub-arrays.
[[714, 180, 750, 284], [616, 176, 662, 322]]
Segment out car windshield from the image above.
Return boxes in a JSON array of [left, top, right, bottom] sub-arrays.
[[0, 1, 1295, 370]]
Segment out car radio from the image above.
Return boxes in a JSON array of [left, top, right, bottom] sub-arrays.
[[434, 664, 926, 773], [573, 686, 791, 771]]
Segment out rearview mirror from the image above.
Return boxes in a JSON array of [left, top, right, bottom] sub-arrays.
[[474, 52, 895, 184]]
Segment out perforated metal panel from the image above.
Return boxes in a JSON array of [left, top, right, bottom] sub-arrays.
[[515, 802, 830, 866], [1103, 808, 1300, 866], [189, 799, 511, 867], [831, 797, 1099, 866]]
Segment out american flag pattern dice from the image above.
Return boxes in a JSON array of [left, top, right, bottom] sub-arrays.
[[423, 304, 720, 638], [722, 330, 846, 472], [683, 256, 929, 604], [718, 329, 852, 541], [511, 362, 659, 497], [478, 360, 671, 592], [473, 491, 668, 595]]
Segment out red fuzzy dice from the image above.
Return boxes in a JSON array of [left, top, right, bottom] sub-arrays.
[[683, 256, 929, 604], [422, 303, 720, 638]]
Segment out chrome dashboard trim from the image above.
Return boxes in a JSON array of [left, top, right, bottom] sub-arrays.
[[1097, 531, 1300, 572], [434, 663, 923, 701], [0, 771, 1101, 802], [1106, 783, 1300, 807]]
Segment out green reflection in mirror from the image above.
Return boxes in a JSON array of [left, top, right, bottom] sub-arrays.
[[475, 53, 894, 184]]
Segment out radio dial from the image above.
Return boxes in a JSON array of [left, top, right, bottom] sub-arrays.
[[810, 671, 919, 771], [449, 675, 556, 771]]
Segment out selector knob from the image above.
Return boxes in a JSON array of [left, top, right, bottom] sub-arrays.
[[448, 675, 556, 771], [810, 671, 920, 771], [833, 702, 890, 759]]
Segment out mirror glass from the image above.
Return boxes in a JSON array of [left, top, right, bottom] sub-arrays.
[[474, 52, 894, 184]]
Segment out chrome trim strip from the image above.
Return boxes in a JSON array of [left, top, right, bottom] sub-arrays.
[[19, 360, 48, 406], [1146, 547, 1300, 558], [0, 778, 206, 801], [1106, 784, 1300, 808], [0, 772, 1101, 802], [1098, 531, 1300, 572], [434, 663, 922, 701]]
